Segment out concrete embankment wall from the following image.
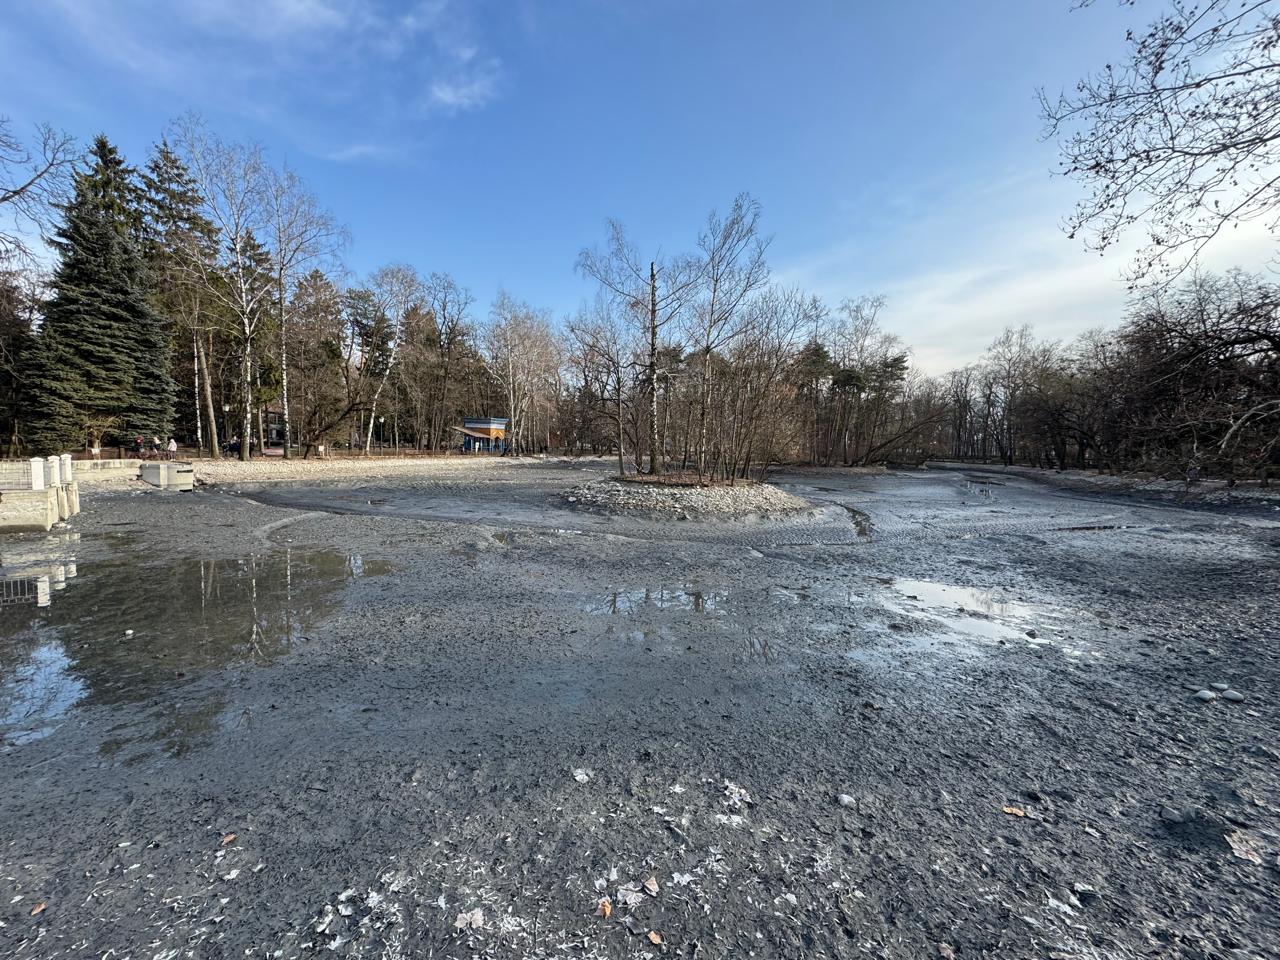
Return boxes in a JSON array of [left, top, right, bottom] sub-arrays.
[[0, 488, 60, 532], [75, 458, 143, 482], [0, 454, 84, 532]]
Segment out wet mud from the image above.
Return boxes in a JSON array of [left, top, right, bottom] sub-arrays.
[[2, 462, 1278, 959]]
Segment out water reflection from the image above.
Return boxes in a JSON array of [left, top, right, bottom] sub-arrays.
[[587, 587, 725, 615], [889, 578, 1035, 619], [0, 548, 391, 750], [1, 534, 80, 609]]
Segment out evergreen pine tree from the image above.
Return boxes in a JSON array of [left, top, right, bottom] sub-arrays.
[[137, 140, 217, 444], [24, 135, 173, 452]]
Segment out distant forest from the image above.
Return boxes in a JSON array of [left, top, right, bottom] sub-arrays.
[[4, 0, 1280, 487], [1, 114, 1276, 483]]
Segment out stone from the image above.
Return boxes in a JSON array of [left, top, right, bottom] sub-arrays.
[[837, 793, 856, 808], [1159, 805, 1196, 824], [1211, 682, 1230, 691], [1193, 690, 1216, 701], [1222, 690, 1245, 702], [1025, 629, 1038, 639]]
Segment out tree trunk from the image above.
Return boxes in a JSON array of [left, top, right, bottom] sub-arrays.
[[192, 332, 203, 456], [279, 276, 292, 459], [255, 363, 267, 454], [239, 347, 252, 462], [648, 261, 662, 476], [198, 333, 220, 458], [615, 382, 626, 477]]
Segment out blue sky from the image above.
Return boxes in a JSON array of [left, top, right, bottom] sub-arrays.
[[4, 0, 1272, 371]]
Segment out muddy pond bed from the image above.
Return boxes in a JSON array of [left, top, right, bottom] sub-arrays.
[[2, 462, 1278, 959]]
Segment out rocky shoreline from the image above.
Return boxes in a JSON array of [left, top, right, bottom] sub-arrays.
[[564, 476, 810, 517]]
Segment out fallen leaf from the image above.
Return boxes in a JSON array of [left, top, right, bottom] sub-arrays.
[[30, 902, 47, 916], [221, 833, 237, 846], [648, 931, 664, 945], [642, 875, 659, 897], [1002, 805, 1026, 817], [595, 897, 612, 919]]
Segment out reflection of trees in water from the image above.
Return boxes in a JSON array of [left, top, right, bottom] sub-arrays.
[[2, 548, 379, 745]]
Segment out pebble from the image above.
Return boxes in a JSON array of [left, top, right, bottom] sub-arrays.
[[1159, 805, 1196, 824], [1222, 690, 1245, 702], [1211, 682, 1230, 691], [1193, 690, 1217, 701], [837, 793, 856, 808]]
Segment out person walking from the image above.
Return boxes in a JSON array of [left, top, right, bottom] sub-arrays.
[[166, 437, 177, 461]]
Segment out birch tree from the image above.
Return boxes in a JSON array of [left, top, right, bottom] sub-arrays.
[[486, 292, 560, 455], [266, 166, 346, 459], [363, 264, 422, 454], [174, 118, 273, 461]]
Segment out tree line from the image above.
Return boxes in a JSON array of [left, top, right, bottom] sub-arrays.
[[1, 116, 1276, 481]]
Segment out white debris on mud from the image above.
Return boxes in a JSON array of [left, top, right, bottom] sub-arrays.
[[564, 478, 809, 517]]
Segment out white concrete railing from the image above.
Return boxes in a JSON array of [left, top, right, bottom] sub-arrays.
[[0, 455, 77, 491]]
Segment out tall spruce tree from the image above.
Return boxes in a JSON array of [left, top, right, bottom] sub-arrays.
[[24, 135, 174, 453], [141, 140, 226, 454]]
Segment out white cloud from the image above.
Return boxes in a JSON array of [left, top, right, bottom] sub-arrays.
[[776, 171, 1278, 375], [30, 0, 504, 139], [323, 142, 390, 162], [429, 61, 500, 111]]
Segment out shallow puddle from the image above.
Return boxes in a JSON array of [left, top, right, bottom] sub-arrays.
[[1, 546, 391, 748], [881, 576, 1096, 656], [586, 587, 726, 615], [889, 578, 1036, 619]]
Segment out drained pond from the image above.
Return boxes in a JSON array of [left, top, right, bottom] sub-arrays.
[[2, 461, 1277, 959]]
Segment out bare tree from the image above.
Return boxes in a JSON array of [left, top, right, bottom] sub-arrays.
[[486, 292, 560, 455], [174, 117, 273, 461], [1042, 1, 1280, 282], [422, 272, 475, 450], [569, 292, 635, 476], [363, 264, 422, 453], [266, 165, 346, 459], [0, 119, 78, 270], [578, 221, 702, 475], [689, 193, 770, 475]]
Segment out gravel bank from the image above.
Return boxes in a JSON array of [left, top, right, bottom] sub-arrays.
[[564, 476, 810, 516]]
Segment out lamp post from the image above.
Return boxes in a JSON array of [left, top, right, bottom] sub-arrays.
[[378, 415, 385, 454], [221, 404, 230, 453]]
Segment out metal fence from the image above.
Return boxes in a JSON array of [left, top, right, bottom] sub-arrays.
[[0, 574, 51, 607], [0, 460, 34, 491]]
